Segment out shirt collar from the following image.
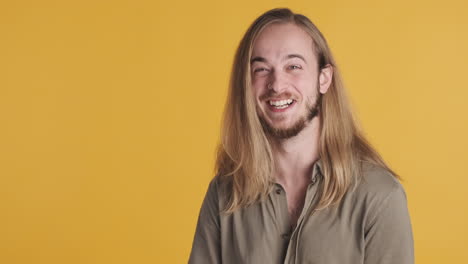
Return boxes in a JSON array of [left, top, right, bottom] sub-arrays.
[[269, 158, 323, 184], [311, 159, 323, 183]]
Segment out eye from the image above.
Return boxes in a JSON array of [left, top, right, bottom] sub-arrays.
[[288, 65, 302, 70], [253, 68, 270, 77], [254, 67, 268, 73]]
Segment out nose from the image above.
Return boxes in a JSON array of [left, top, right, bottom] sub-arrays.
[[268, 69, 288, 93]]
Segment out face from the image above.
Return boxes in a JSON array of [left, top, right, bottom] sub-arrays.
[[250, 23, 332, 139]]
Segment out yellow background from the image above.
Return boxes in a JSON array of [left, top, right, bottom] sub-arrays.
[[1, 0, 467, 263]]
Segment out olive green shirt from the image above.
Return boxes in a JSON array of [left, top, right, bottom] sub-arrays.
[[189, 161, 414, 264]]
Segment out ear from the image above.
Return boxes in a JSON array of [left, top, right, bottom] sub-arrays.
[[318, 64, 333, 94]]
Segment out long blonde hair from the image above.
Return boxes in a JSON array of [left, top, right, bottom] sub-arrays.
[[216, 8, 398, 213]]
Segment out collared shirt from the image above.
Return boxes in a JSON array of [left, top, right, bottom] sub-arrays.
[[189, 161, 414, 264]]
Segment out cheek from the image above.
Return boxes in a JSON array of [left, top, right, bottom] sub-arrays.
[[294, 76, 317, 94], [251, 79, 266, 97]]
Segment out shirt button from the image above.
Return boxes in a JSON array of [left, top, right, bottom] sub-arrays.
[[281, 233, 290, 240], [275, 188, 282, 194]]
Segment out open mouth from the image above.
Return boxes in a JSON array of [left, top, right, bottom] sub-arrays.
[[267, 99, 295, 111]]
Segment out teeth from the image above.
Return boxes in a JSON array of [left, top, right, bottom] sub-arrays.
[[275, 104, 289, 109], [269, 99, 293, 106]]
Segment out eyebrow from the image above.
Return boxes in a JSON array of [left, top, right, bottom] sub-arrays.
[[250, 54, 307, 64]]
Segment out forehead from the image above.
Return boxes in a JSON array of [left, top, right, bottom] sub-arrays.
[[251, 23, 315, 61]]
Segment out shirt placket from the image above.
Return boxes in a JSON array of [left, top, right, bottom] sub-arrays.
[[272, 183, 294, 246], [283, 173, 321, 264]]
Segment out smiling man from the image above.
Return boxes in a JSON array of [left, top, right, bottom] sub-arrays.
[[189, 8, 414, 264]]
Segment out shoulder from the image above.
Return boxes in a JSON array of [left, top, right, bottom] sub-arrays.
[[205, 174, 233, 209], [355, 161, 405, 200], [353, 164, 414, 262], [348, 161, 409, 217], [350, 161, 409, 225], [195, 175, 228, 225]]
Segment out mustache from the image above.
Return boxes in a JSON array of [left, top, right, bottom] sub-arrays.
[[259, 91, 295, 101]]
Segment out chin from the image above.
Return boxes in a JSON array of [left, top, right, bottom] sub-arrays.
[[260, 117, 307, 139]]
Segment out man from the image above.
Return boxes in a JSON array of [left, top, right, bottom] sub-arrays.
[[189, 8, 414, 264]]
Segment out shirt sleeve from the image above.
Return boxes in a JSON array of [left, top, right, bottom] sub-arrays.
[[364, 183, 414, 264], [188, 178, 221, 264]]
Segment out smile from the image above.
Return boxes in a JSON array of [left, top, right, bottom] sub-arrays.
[[267, 99, 295, 111]]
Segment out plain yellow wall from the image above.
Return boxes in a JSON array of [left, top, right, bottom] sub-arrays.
[[1, 0, 467, 263]]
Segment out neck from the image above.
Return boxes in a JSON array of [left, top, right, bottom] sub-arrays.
[[271, 117, 321, 188]]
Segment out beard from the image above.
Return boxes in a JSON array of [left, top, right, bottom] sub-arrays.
[[259, 91, 322, 139]]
